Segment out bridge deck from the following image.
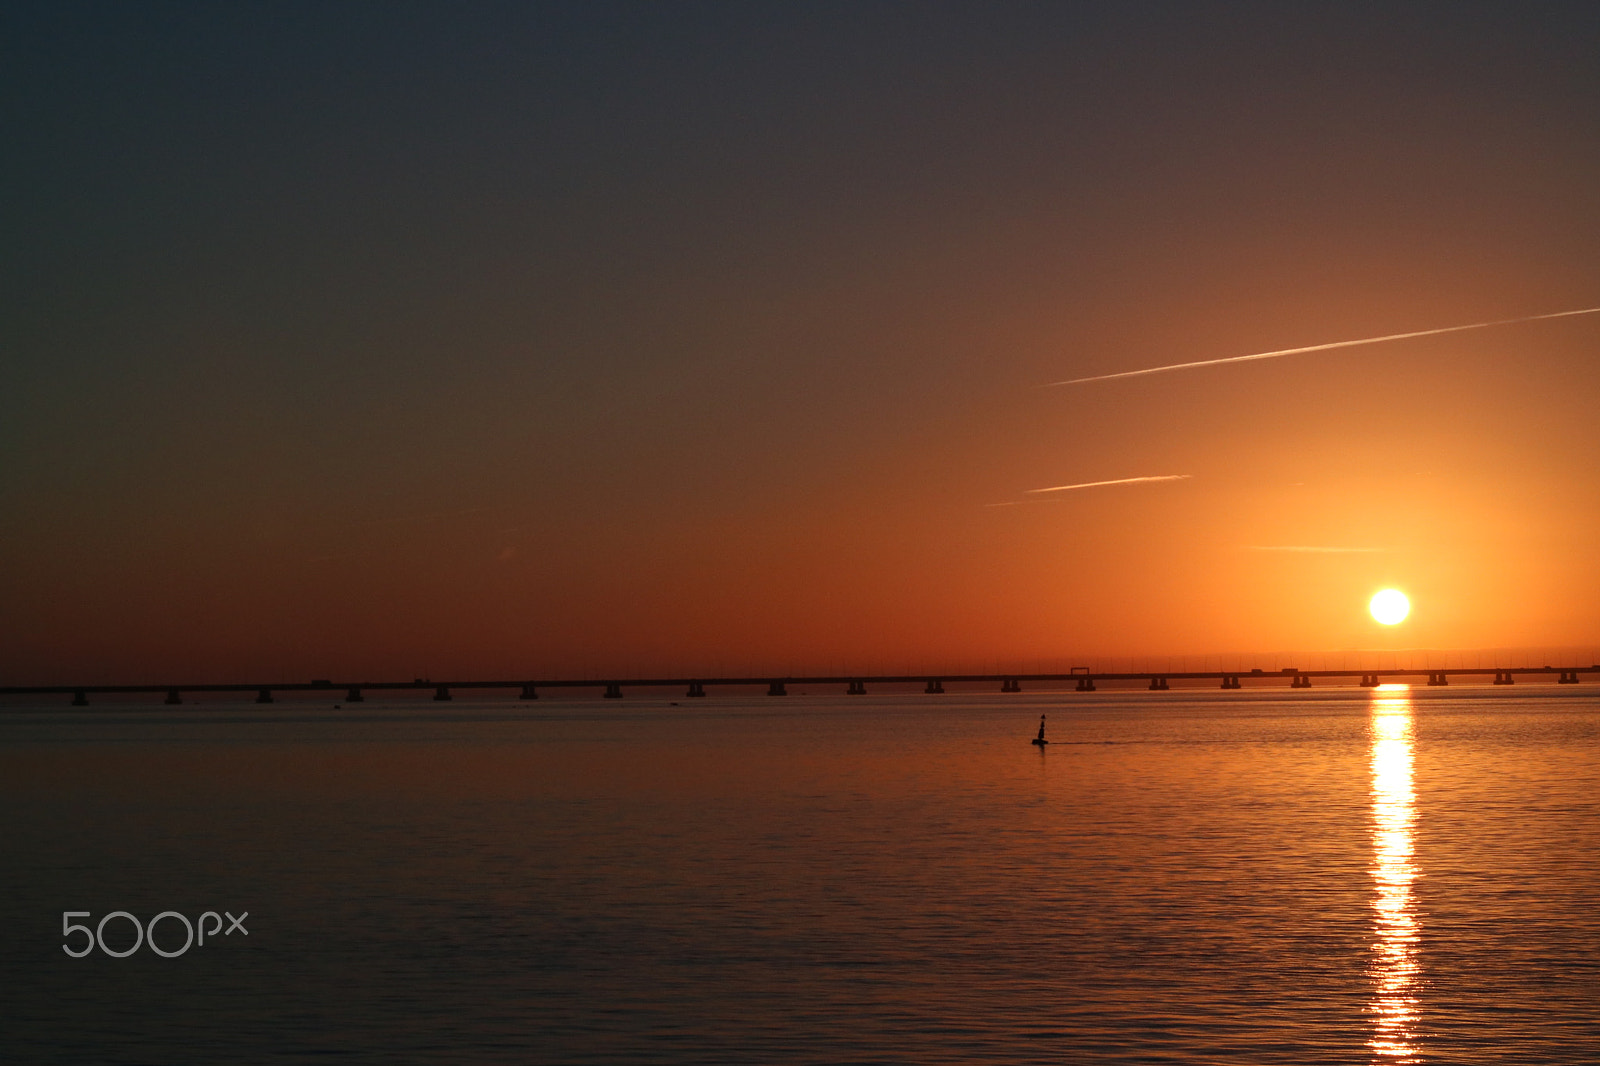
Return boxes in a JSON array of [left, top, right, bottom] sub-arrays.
[[3, 665, 1595, 702]]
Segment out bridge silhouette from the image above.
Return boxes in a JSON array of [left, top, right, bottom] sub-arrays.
[[3, 665, 1595, 706]]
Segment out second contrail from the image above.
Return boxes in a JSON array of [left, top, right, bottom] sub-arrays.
[[1026, 474, 1192, 494], [1046, 305, 1600, 387]]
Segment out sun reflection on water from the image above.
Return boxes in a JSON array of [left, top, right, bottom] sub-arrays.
[[1368, 686, 1420, 1060]]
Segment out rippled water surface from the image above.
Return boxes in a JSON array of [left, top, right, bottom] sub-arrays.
[[3, 687, 1598, 1063]]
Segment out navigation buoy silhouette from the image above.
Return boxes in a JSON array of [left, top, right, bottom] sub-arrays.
[[1031, 714, 1048, 746]]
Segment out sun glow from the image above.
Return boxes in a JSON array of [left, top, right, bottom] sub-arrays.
[[1370, 589, 1410, 626]]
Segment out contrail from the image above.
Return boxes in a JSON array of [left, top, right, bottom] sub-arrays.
[[1246, 545, 1387, 553], [1026, 474, 1192, 494], [1047, 305, 1600, 387]]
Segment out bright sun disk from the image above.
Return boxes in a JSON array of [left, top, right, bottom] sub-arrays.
[[1370, 589, 1410, 625]]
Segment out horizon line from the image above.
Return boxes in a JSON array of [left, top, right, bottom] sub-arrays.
[[7, 656, 1600, 699]]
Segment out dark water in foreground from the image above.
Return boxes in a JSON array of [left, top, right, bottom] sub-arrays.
[[2, 687, 1597, 1063]]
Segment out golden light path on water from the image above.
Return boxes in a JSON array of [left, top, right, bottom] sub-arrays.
[[1368, 686, 1421, 1061]]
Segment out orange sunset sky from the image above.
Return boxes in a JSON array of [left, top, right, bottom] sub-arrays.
[[4, 5, 1599, 683]]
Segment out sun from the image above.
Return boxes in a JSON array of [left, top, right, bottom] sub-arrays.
[[1369, 589, 1410, 625]]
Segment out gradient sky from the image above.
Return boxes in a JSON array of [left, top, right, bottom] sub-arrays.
[[5, 2, 1600, 683]]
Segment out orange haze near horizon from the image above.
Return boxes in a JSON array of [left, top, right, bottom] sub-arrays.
[[11, 275, 1599, 684]]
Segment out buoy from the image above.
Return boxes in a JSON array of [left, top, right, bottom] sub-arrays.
[[1031, 713, 1048, 746]]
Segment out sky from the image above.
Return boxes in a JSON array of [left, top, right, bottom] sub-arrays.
[[4, 2, 1600, 684]]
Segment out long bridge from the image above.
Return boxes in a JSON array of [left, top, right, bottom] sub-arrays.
[[3, 665, 1595, 706]]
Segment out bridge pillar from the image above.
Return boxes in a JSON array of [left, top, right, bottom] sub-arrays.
[[847, 680, 865, 695], [604, 683, 623, 699], [518, 684, 537, 700], [433, 685, 452, 701], [1001, 679, 1021, 693], [1290, 674, 1310, 688], [72, 690, 88, 706], [1075, 676, 1095, 692], [1359, 674, 1378, 687], [1221, 675, 1241, 689], [1558, 670, 1578, 684], [347, 687, 365, 702], [165, 688, 182, 705], [1493, 671, 1513, 685], [925, 680, 945, 694], [1149, 677, 1169, 690], [768, 681, 788, 696], [256, 688, 274, 704], [687, 682, 706, 697]]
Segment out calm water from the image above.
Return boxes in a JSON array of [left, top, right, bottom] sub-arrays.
[[2, 687, 1597, 1063]]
